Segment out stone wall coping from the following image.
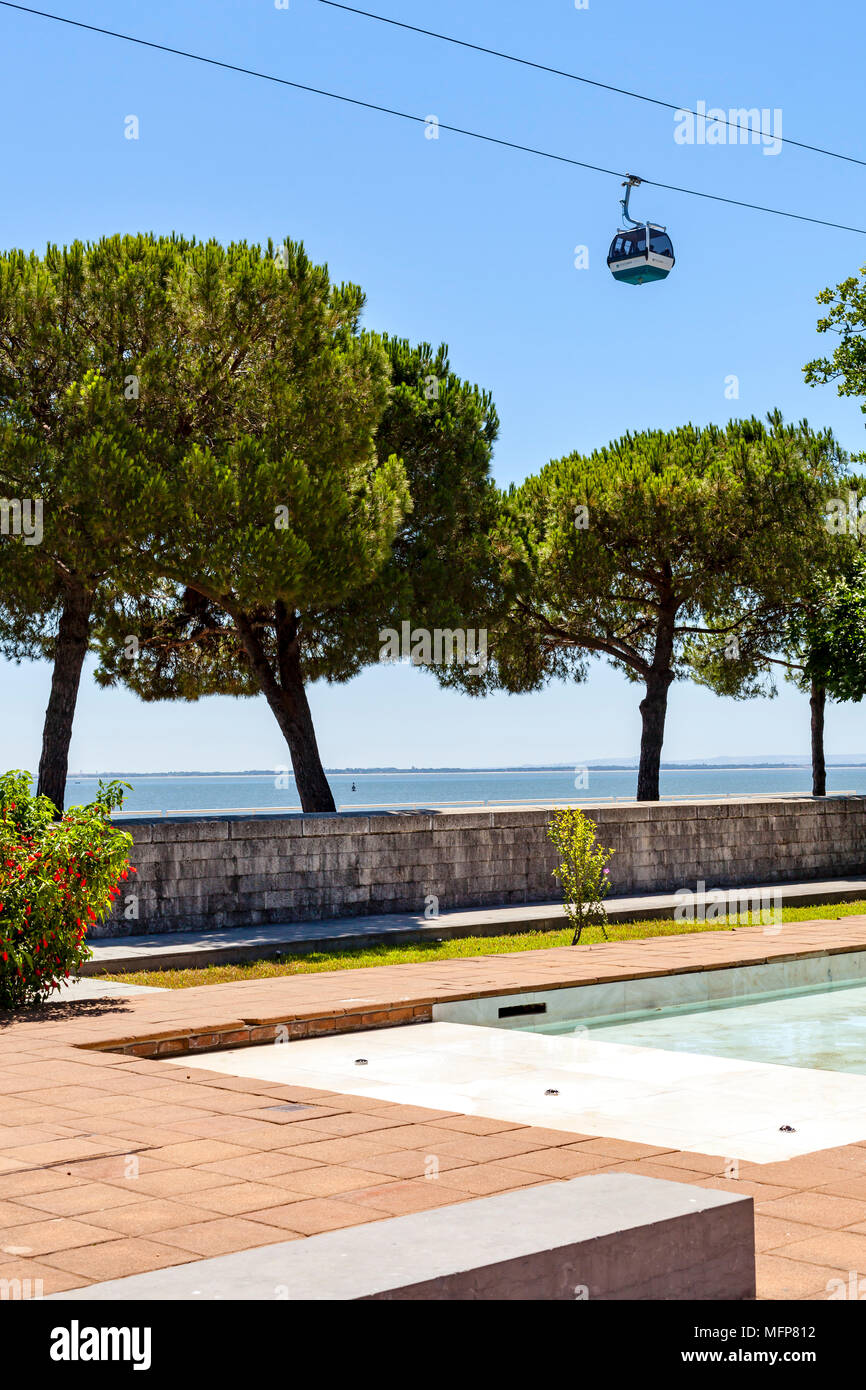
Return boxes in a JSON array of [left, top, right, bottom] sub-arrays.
[[112, 793, 866, 831]]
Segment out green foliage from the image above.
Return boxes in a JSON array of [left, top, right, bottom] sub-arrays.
[[0, 233, 427, 810], [0, 234, 224, 807], [0, 235, 499, 810], [482, 415, 843, 797], [93, 336, 498, 691], [687, 441, 859, 712], [0, 231, 404, 639], [0, 235, 191, 642], [805, 270, 866, 440], [90, 325, 497, 809], [546, 807, 615, 944], [491, 415, 840, 693], [794, 547, 866, 702], [0, 772, 133, 1009], [372, 338, 499, 635], [313, 336, 501, 687]]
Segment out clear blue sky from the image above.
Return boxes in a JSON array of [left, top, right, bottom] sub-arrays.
[[2, 0, 865, 772]]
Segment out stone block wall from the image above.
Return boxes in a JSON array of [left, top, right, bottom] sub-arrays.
[[96, 796, 866, 935]]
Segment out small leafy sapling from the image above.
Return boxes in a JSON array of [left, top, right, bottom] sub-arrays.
[[546, 807, 615, 944]]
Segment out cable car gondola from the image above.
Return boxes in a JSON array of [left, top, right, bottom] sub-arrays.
[[607, 175, 675, 286]]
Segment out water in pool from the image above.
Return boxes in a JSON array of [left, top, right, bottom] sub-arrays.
[[532, 978, 866, 1074]]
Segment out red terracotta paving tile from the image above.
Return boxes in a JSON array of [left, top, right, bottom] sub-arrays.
[[255, 1198, 384, 1235], [354, 1122, 463, 1149], [280, 1112, 405, 1138], [108, 1103, 208, 1126], [754, 1215, 830, 1252], [737, 1158, 856, 1188], [431, 1132, 561, 1163], [190, 1183, 302, 1216], [280, 1135, 414, 1163], [427, 1115, 523, 1136], [342, 1149, 472, 1179], [757, 1191, 866, 1229], [63, 1154, 170, 1180], [254, 1118, 346, 1144], [0, 1199, 52, 1228], [161, 1089, 283, 1115], [516, 1127, 597, 1149], [198, 1152, 324, 1180], [435, 1164, 547, 1196], [0, 1257, 94, 1295], [497, 1148, 619, 1179], [165, 1118, 306, 1147], [265, 1165, 393, 1197], [20, 1087, 128, 1110], [41, 1237, 192, 1281], [806, 1146, 866, 1174], [155, 1217, 299, 1256], [98, 1168, 236, 1198], [755, 1254, 846, 1300], [777, 1229, 866, 1267], [635, 1150, 729, 1176], [234, 1082, 331, 1101], [136, 1084, 214, 1105], [84, 1198, 221, 1236], [0, 1169, 86, 1199], [140, 1139, 260, 1166], [213, 1125, 321, 1151], [0, 1125, 74, 1148], [81, 1124, 200, 1149], [236, 1106, 347, 1127], [318, 1095, 444, 1117], [364, 1104, 458, 1124], [13, 1183, 148, 1218], [3, 1139, 133, 1166], [0, 1217, 120, 1257], [340, 1178, 467, 1215], [615, 1160, 721, 1186], [694, 1175, 798, 1202], [816, 1175, 866, 1201], [573, 1137, 674, 1160]]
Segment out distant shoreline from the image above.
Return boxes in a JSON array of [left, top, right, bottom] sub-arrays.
[[67, 761, 866, 778]]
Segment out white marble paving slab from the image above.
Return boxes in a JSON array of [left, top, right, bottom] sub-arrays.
[[168, 1020, 866, 1163]]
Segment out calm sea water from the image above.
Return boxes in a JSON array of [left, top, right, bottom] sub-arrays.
[[59, 766, 866, 816]]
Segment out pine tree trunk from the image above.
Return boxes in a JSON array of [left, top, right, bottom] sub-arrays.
[[810, 679, 826, 797], [37, 586, 92, 815], [637, 670, 673, 801], [236, 608, 336, 814], [636, 610, 676, 803]]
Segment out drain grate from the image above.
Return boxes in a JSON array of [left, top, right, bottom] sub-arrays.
[[265, 1103, 315, 1113], [499, 1002, 547, 1019]]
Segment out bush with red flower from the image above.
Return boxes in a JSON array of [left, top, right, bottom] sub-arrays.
[[0, 771, 134, 1010]]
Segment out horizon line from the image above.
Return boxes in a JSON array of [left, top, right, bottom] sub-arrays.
[[61, 760, 866, 777]]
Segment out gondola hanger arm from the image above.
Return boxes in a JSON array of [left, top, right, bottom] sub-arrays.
[[620, 175, 644, 229]]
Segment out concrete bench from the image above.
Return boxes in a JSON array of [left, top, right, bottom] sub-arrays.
[[51, 1173, 755, 1301]]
